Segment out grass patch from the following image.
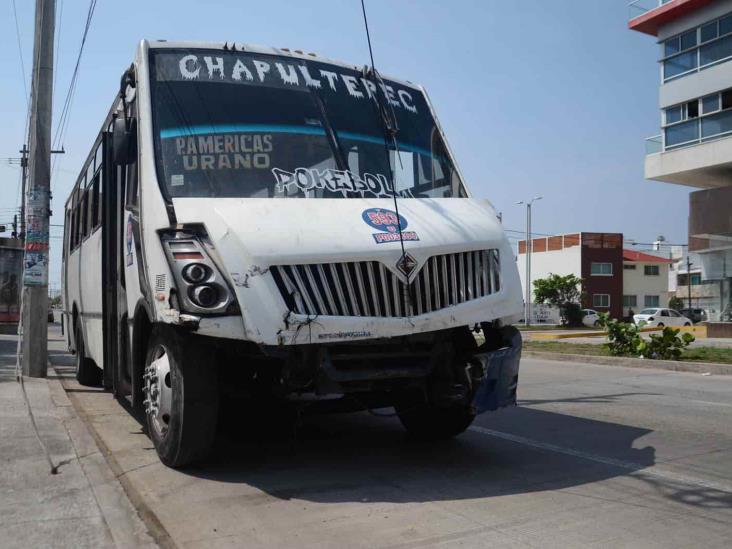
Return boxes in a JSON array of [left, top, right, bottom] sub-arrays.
[[524, 340, 732, 364], [524, 341, 612, 356], [680, 347, 732, 364], [517, 325, 600, 331]]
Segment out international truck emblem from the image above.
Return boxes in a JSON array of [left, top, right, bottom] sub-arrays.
[[361, 208, 420, 244], [396, 253, 418, 277]]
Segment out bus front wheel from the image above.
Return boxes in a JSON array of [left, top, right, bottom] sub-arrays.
[[143, 325, 218, 468]]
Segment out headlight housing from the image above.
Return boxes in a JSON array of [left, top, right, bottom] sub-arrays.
[[160, 228, 238, 315]]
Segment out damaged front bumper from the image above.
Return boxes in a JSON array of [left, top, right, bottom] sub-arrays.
[[471, 327, 522, 414]]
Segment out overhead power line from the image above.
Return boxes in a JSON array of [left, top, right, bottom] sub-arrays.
[[10, 0, 29, 109], [51, 0, 98, 179]]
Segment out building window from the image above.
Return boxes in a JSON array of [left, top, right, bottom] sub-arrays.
[[623, 295, 637, 307], [644, 265, 660, 276], [691, 273, 702, 285], [593, 294, 610, 308], [623, 264, 636, 270], [645, 295, 660, 308], [591, 262, 613, 276], [662, 13, 732, 83]]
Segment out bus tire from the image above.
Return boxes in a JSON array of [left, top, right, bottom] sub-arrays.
[[396, 403, 475, 440], [75, 322, 102, 387], [143, 325, 218, 468]]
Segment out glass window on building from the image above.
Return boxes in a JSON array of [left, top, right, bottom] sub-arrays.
[[681, 30, 697, 50], [591, 262, 613, 276], [701, 21, 718, 43], [623, 295, 637, 307], [666, 119, 699, 147], [702, 109, 732, 138], [700, 34, 732, 66], [702, 94, 720, 114], [720, 14, 732, 36], [691, 273, 702, 285], [664, 36, 681, 57], [644, 265, 660, 276], [624, 264, 636, 270], [664, 50, 698, 79], [645, 295, 660, 308], [593, 294, 610, 308], [665, 105, 683, 124]]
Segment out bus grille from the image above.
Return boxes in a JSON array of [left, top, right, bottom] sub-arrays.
[[270, 250, 500, 318]]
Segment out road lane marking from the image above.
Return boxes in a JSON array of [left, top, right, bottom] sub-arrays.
[[468, 425, 732, 495]]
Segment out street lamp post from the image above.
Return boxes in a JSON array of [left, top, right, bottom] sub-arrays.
[[517, 197, 542, 326]]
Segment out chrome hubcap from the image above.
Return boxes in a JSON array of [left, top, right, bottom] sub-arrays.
[[143, 345, 172, 436]]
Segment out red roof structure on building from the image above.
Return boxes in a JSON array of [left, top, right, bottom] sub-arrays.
[[623, 249, 673, 263], [628, 0, 714, 36]]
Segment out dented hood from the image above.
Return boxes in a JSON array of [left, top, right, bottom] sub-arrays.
[[171, 197, 509, 269]]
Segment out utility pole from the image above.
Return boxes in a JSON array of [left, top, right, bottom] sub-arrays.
[[19, 145, 28, 239], [686, 255, 693, 311], [517, 197, 542, 326], [19, 144, 63, 240], [21, 0, 55, 378]]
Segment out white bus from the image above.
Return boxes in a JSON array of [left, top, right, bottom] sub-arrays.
[[62, 40, 524, 467]]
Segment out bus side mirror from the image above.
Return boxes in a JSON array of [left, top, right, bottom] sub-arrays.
[[112, 117, 137, 166]]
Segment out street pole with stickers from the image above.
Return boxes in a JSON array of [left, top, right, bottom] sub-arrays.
[[21, 0, 55, 378]]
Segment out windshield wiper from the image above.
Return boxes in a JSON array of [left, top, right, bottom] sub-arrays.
[[309, 89, 363, 198]]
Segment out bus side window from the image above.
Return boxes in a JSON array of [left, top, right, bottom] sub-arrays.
[[63, 210, 70, 258], [86, 186, 95, 236], [71, 198, 78, 250], [92, 172, 101, 231], [125, 163, 138, 211], [80, 191, 89, 241]]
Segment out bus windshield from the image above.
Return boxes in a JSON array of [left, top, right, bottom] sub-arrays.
[[150, 49, 467, 199]]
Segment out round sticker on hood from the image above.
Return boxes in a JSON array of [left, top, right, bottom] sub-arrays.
[[362, 208, 408, 233]]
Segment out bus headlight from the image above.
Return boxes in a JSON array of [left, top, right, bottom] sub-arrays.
[[160, 229, 238, 315], [182, 263, 209, 284], [190, 284, 219, 308]]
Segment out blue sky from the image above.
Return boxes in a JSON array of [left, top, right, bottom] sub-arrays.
[[0, 0, 690, 288]]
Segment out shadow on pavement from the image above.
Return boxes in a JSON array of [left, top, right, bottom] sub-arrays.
[[175, 399, 664, 506]]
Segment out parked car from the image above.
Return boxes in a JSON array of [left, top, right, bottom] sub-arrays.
[[581, 309, 601, 327], [633, 308, 692, 327], [679, 308, 707, 324]]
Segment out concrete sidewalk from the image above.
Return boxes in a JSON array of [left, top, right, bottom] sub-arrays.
[[0, 331, 155, 548]]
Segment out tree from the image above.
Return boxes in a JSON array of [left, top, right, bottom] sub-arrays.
[[533, 274, 583, 326], [668, 296, 684, 311]]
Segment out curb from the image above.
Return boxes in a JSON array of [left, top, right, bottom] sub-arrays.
[[530, 325, 707, 341], [50, 364, 176, 549], [522, 351, 732, 375]]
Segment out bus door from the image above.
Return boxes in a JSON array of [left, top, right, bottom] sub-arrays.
[[103, 126, 141, 403]]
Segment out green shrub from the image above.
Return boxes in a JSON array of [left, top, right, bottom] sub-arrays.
[[598, 313, 643, 356], [597, 314, 695, 360], [638, 327, 695, 360]]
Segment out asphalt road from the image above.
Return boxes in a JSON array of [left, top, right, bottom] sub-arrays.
[[49, 326, 732, 548]]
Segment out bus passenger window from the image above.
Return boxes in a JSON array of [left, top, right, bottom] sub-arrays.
[[91, 173, 101, 230], [86, 187, 95, 236], [80, 192, 89, 239]]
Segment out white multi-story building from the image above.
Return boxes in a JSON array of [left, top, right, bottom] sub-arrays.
[[630, 0, 732, 332]]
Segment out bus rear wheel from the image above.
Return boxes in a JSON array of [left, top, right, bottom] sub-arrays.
[[143, 325, 218, 468], [396, 402, 475, 440], [74, 322, 102, 387]]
